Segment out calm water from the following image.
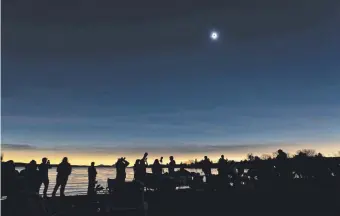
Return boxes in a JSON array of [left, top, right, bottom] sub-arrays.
[[16, 167, 217, 196]]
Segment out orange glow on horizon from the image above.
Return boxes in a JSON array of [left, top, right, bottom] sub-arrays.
[[2, 143, 339, 165]]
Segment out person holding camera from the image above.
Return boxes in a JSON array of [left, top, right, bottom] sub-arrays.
[[38, 157, 52, 198], [115, 157, 130, 183]]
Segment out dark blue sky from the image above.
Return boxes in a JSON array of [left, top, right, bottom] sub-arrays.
[[2, 0, 340, 162]]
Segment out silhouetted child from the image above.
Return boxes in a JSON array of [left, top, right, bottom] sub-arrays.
[[52, 157, 72, 197], [38, 157, 52, 198], [88, 162, 97, 196]]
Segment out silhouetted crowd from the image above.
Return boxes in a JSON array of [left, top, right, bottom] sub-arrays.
[[1, 156, 71, 198], [1, 149, 340, 199]]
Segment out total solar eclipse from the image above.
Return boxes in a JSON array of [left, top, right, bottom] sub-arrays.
[[210, 31, 219, 41]]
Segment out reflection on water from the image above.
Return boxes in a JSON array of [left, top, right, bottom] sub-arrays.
[[15, 167, 217, 196]]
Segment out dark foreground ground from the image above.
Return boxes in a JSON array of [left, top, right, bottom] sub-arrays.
[[46, 188, 340, 216], [2, 185, 340, 216], [146, 190, 339, 216]]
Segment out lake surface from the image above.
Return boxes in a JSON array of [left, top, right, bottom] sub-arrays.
[[16, 167, 218, 196]]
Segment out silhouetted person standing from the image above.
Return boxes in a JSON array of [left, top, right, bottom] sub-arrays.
[[140, 152, 148, 181], [133, 153, 148, 182], [52, 157, 72, 197], [218, 155, 227, 177], [168, 156, 176, 175], [152, 159, 162, 177], [276, 149, 288, 160], [115, 157, 130, 183], [2, 160, 19, 197], [21, 160, 40, 193], [202, 156, 212, 177], [38, 157, 51, 198], [133, 159, 141, 181], [88, 162, 97, 196], [275, 149, 290, 182]]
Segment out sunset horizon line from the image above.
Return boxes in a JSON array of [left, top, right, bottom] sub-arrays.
[[2, 143, 339, 166]]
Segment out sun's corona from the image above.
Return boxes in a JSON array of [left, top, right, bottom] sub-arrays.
[[210, 31, 219, 41]]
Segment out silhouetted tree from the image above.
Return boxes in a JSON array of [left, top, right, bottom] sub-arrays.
[[295, 149, 317, 158], [186, 160, 195, 165], [316, 153, 324, 158], [254, 156, 261, 161], [261, 154, 272, 160]]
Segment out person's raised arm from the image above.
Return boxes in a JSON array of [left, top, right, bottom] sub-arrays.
[[114, 159, 120, 166], [47, 160, 52, 169], [142, 152, 148, 161]]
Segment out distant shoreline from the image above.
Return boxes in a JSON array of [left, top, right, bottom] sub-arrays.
[[12, 156, 340, 168], [13, 163, 114, 168]]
